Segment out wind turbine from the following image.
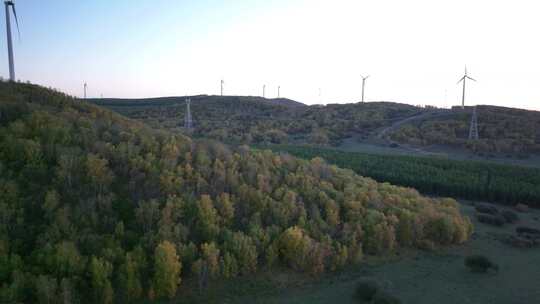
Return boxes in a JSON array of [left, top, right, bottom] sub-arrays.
[[4, 0, 20, 82], [262, 84, 266, 98], [361, 75, 369, 103], [457, 66, 476, 109], [84, 82, 87, 99], [220, 79, 224, 96], [277, 85, 280, 98]]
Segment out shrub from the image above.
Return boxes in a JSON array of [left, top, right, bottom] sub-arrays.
[[501, 210, 519, 224], [475, 204, 498, 215], [464, 255, 498, 273], [516, 226, 540, 235], [476, 213, 505, 227], [354, 280, 379, 301], [416, 239, 436, 251]]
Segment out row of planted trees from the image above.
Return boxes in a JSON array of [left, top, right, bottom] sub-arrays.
[[265, 145, 540, 207]]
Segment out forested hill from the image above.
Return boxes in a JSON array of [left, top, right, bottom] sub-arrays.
[[0, 82, 472, 303], [389, 105, 540, 154], [93, 95, 421, 146], [93, 95, 306, 109]]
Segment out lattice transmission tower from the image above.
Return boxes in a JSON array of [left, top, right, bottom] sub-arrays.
[[469, 106, 479, 140], [184, 97, 193, 131]]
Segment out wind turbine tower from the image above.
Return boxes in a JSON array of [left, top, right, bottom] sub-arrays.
[[361, 75, 369, 103], [4, 0, 19, 82], [220, 79, 224, 96], [184, 97, 193, 131], [263, 84, 266, 98], [84, 82, 87, 99], [277, 86, 280, 98], [457, 66, 476, 109]]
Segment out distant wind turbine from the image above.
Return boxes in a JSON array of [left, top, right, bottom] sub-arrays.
[[457, 66, 476, 109], [220, 79, 224, 96], [84, 82, 87, 99], [277, 85, 280, 98], [263, 84, 266, 98], [4, 0, 20, 82], [361, 75, 370, 103]]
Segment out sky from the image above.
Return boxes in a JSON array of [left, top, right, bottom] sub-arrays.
[[3, 0, 540, 110]]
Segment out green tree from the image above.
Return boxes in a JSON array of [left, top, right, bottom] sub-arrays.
[[152, 241, 182, 299], [200, 242, 220, 279], [224, 232, 258, 275], [117, 252, 143, 302], [85, 154, 114, 196], [54, 242, 83, 278], [195, 195, 219, 242], [35, 275, 58, 304], [216, 193, 235, 226], [88, 256, 114, 304]]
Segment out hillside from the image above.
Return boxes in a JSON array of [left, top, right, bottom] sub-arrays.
[[263, 145, 540, 207], [388, 106, 540, 155], [95, 96, 540, 157], [93, 96, 421, 146], [0, 82, 472, 303]]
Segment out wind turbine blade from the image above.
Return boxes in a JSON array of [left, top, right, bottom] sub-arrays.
[[11, 4, 21, 40], [457, 76, 465, 84], [466, 76, 477, 82]]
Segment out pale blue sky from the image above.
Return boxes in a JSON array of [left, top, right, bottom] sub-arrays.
[[3, 0, 540, 109]]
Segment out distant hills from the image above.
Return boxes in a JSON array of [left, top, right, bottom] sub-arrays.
[[389, 105, 540, 155], [92, 95, 421, 146], [92, 95, 540, 155], [92, 95, 306, 108]]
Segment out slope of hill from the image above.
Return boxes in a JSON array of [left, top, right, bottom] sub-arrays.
[[0, 82, 471, 303], [388, 105, 540, 155], [262, 145, 540, 207], [93, 96, 422, 146]]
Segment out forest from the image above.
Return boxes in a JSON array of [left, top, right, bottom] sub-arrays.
[[262, 145, 540, 207], [95, 97, 540, 156], [94, 96, 421, 146], [0, 82, 473, 303], [389, 105, 540, 154]]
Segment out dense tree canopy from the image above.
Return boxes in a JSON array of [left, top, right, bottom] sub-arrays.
[[0, 82, 472, 303], [264, 145, 540, 207]]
